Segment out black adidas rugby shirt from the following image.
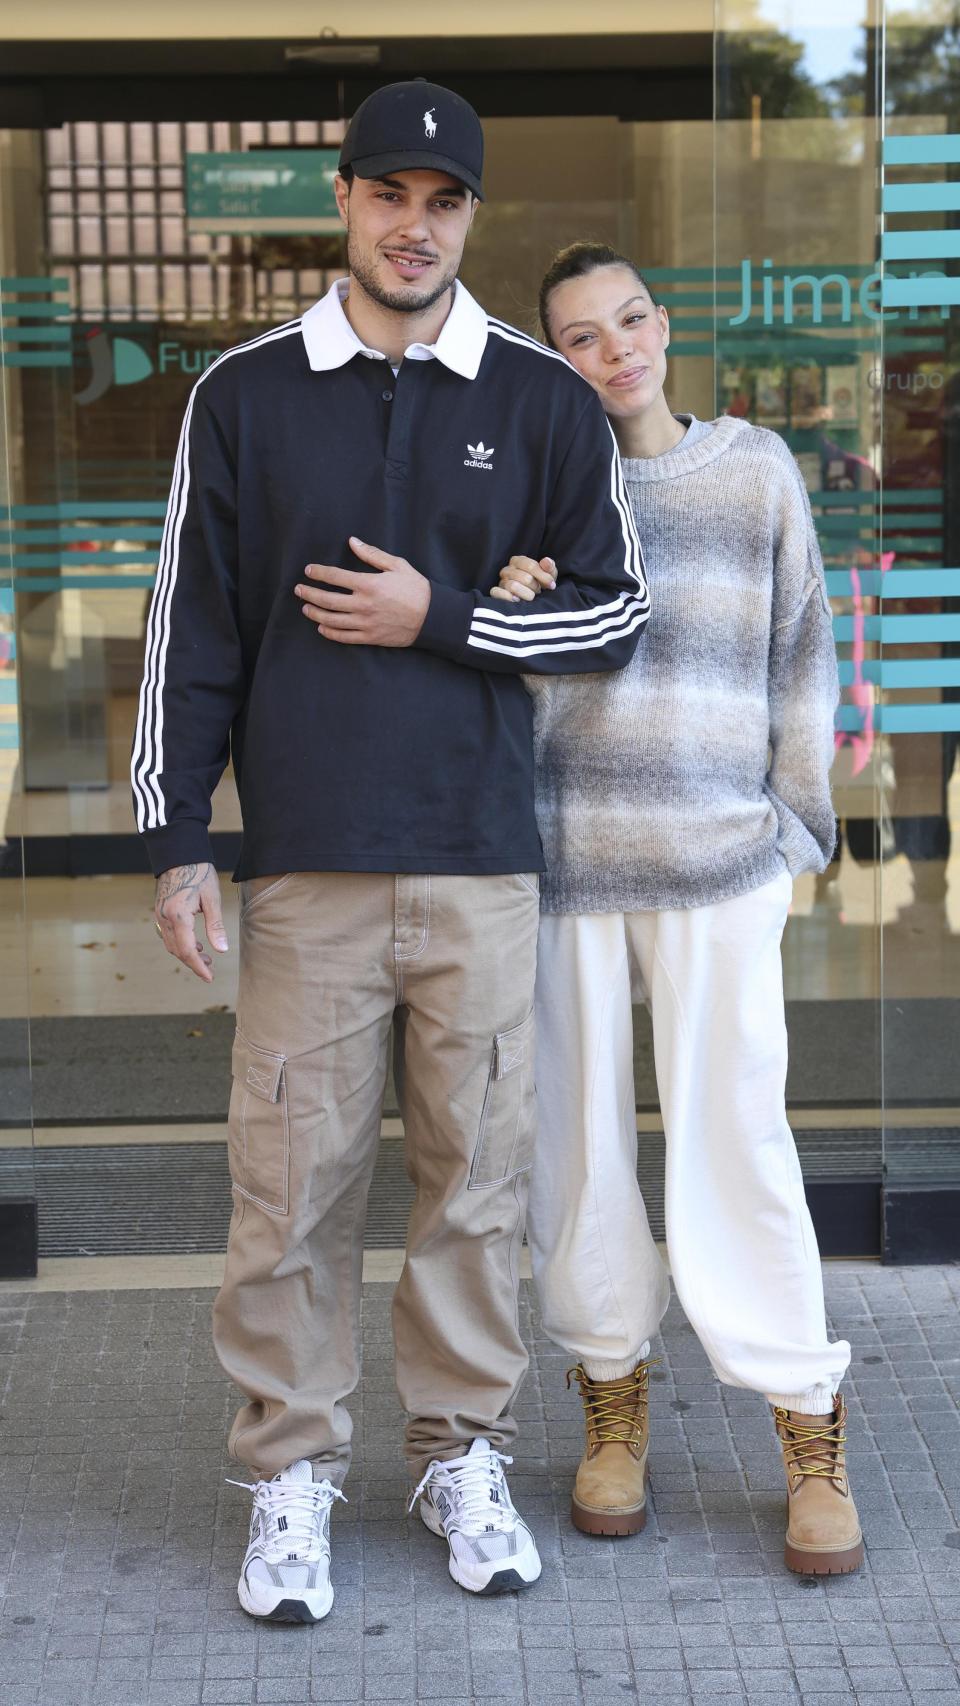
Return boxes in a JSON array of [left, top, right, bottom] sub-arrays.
[[132, 280, 649, 879]]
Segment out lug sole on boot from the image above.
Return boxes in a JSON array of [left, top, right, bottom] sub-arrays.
[[571, 1466, 649, 1538], [784, 1532, 864, 1576]]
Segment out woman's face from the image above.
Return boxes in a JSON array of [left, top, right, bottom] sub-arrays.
[[545, 265, 670, 422]]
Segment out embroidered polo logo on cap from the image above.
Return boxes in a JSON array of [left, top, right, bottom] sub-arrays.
[[424, 108, 438, 138]]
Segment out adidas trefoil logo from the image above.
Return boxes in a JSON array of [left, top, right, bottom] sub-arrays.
[[464, 440, 495, 471]]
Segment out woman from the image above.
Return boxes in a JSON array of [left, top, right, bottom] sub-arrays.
[[492, 243, 862, 1577]]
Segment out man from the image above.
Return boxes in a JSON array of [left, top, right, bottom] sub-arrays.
[[132, 79, 648, 1623]]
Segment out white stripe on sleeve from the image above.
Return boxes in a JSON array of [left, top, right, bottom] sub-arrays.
[[467, 607, 649, 660], [131, 320, 302, 833]]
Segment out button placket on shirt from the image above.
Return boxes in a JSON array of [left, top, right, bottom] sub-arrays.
[[382, 363, 418, 522]]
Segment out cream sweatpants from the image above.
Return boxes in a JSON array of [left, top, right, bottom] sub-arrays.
[[526, 869, 850, 1415]]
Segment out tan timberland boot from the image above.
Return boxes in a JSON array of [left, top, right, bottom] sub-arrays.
[[774, 1395, 864, 1575], [567, 1361, 652, 1537]]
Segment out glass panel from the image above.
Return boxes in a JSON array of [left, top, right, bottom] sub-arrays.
[[880, 3, 960, 1189], [15, 107, 718, 880], [0, 128, 37, 1212], [716, 0, 886, 1205], [0, 90, 715, 1252]]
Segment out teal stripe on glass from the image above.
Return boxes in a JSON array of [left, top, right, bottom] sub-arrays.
[[642, 267, 736, 281], [654, 291, 741, 306], [883, 134, 960, 165], [823, 572, 873, 596], [2, 303, 71, 319], [882, 231, 960, 261], [816, 516, 882, 536], [838, 703, 960, 733], [833, 614, 960, 641], [52, 502, 166, 519], [665, 342, 715, 357], [887, 335, 951, 351], [0, 352, 72, 368], [11, 575, 157, 592], [0, 527, 164, 545], [0, 681, 17, 705], [839, 660, 960, 686], [883, 183, 960, 211], [877, 514, 943, 530], [0, 277, 69, 291], [834, 706, 868, 731], [882, 277, 960, 307], [0, 589, 12, 615], [881, 569, 958, 594], [886, 660, 960, 687], [826, 570, 960, 597], [0, 728, 20, 749], [823, 490, 938, 505], [818, 532, 948, 552], [650, 264, 877, 279], [0, 326, 72, 344], [5, 552, 155, 571], [8, 502, 167, 519], [717, 337, 875, 357], [881, 705, 960, 732], [878, 537, 946, 552]]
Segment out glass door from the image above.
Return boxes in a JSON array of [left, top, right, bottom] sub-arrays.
[[714, 0, 886, 1251], [0, 125, 37, 1276], [879, 0, 960, 1254]]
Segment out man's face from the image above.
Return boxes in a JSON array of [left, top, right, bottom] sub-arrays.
[[334, 169, 477, 314]]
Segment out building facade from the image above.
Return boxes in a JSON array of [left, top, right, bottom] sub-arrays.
[[1, 0, 958, 1270]]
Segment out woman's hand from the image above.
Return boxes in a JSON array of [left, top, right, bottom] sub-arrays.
[[489, 555, 557, 603]]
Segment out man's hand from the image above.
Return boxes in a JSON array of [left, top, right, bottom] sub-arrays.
[[155, 862, 228, 984], [489, 556, 556, 603], [295, 537, 431, 647]]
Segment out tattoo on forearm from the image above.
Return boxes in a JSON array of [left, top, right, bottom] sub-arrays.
[[156, 862, 211, 918]]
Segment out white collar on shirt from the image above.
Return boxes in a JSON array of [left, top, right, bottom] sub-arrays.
[[300, 276, 488, 381]]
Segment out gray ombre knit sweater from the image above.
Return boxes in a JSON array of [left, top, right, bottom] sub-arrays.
[[526, 414, 840, 914]]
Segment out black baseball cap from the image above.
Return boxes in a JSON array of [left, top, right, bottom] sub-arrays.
[[339, 79, 484, 201]]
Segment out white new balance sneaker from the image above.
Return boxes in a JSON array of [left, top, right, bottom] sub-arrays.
[[229, 1459, 346, 1623], [411, 1437, 542, 1596]]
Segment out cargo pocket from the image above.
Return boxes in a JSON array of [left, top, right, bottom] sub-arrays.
[[468, 1010, 536, 1190], [227, 1033, 290, 1214]]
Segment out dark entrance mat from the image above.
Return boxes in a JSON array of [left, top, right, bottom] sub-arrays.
[[0, 1126, 886, 1257], [0, 999, 957, 1127]]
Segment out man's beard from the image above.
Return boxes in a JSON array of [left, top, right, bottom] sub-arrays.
[[347, 231, 457, 315]]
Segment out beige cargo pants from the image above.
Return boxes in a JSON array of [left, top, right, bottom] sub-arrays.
[[211, 870, 540, 1485]]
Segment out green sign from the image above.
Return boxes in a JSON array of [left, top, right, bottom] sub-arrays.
[[185, 150, 341, 235]]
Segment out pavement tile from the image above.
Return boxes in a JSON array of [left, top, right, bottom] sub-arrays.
[[3, 1273, 960, 1706]]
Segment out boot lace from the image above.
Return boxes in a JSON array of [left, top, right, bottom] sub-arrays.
[[567, 1359, 657, 1447], [226, 1476, 346, 1558], [774, 1400, 847, 1485], [408, 1447, 514, 1533]]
